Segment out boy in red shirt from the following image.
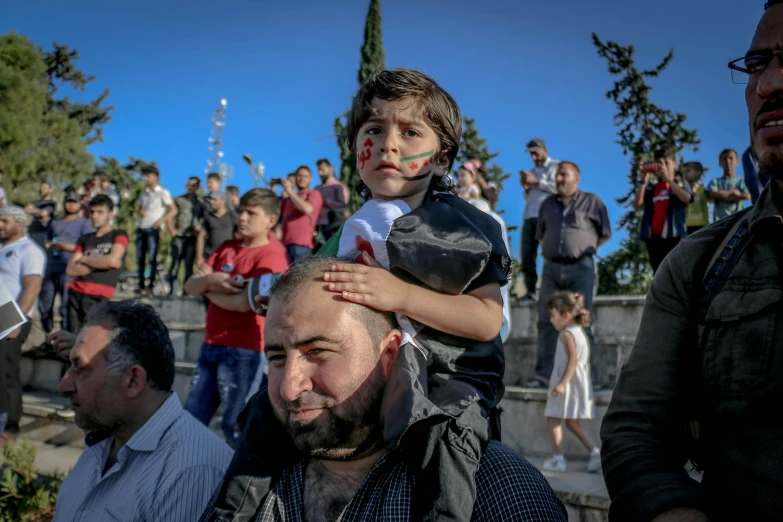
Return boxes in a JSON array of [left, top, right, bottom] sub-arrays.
[[183, 188, 289, 446]]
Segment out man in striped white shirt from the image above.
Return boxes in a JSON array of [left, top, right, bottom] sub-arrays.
[[52, 300, 232, 522]]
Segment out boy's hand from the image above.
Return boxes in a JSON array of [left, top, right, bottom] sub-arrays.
[[323, 251, 408, 312], [194, 262, 214, 278], [205, 272, 243, 294], [551, 383, 566, 397]]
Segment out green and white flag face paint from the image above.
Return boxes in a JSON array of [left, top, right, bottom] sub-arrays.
[[0, 285, 26, 340]]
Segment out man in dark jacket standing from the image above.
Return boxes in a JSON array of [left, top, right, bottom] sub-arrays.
[[601, 2, 783, 521]]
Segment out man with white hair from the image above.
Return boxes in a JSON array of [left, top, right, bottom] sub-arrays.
[[0, 205, 45, 443]]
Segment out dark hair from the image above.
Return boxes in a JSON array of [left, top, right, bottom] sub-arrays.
[[269, 256, 397, 346], [344, 68, 462, 199], [719, 148, 739, 160], [89, 194, 114, 211], [240, 187, 280, 219], [684, 161, 705, 174], [547, 291, 591, 328], [316, 158, 332, 168], [295, 165, 311, 174], [141, 165, 160, 177], [654, 145, 679, 161], [765, 0, 782, 9], [226, 185, 239, 195], [84, 300, 175, 392], [188, 176, 201, 187], [207, 172, 221, 182], [558, 161, 581, 175]]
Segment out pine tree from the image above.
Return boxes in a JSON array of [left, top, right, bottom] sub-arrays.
[[334, 0, 385, 212], [592, 34, 700, 295], [456, 116, 510, 204]]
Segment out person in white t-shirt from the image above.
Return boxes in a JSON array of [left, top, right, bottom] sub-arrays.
[[0, 205, 46, 442], [135, 166, 176, 295]]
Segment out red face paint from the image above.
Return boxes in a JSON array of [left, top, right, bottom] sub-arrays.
[[409, 162, 419, 170], [358, 138, 374, 169]]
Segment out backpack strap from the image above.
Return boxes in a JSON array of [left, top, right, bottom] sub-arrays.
[[688, 212, 755, 471], [697, 214, 755, 321]]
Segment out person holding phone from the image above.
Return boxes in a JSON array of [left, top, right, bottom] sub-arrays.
[[633, 146, 693, 273]]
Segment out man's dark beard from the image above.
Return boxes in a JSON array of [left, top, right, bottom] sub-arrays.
[[752, 98, 783, 180], [274, 362, 387, 460]]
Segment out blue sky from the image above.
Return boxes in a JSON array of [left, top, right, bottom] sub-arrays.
[[1, 0, 764, 257]]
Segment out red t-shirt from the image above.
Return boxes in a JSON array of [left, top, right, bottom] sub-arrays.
[[650, 180, 670, 237], [281, 189, 323, 249], [204, 237, 289, 351]]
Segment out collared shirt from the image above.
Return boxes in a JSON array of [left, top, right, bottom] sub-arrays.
[[314, 178, 349, 226], [280, 189, 323, 248], [0, 235, 46, 301], [601, 180, 783, 521], [53, 393, 232, 522], [200, 441, 566, 522], [137, 184, 174, 229], [535, 190, 611, 262], [522, 157, 559, 220]]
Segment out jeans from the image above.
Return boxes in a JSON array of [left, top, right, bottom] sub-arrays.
[[38, 268, 68, 333], [535, 257, 597, 382], [0, 321, 32, 434], [168, 235, 197, 293], [520, 218, 539, 295], [136, 228, 160, 290], [645, 236, 681, 273], [184, 344, 261, 446], [286, 244, 313, 264]]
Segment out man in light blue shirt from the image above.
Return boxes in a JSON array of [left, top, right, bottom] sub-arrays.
[[52, 300, 232, 522], [519, 138, 559, 303]]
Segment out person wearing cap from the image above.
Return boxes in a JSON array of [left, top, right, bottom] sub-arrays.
[[682, 161, 710, 234], [519, 138, 559, 303], [39, 191, 94, 334], [166, 176, 206, 295], [197, 190, 238, 265], [0, 205, 46, 443]]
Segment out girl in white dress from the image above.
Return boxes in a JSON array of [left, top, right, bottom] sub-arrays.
[[543, 290, 601, 473], [456, 164, 481, 200]]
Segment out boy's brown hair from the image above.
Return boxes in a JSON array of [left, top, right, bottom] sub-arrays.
[[344, 68, 462, 196], [240, 188, 280, 221]]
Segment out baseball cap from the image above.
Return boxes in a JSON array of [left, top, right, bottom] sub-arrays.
[[207, 191, 226, 200], [526, 138, 546, 150], [64, 191, 80, 202]]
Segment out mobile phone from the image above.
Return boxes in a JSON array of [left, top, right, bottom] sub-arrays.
[[269, 177, 283, 186]]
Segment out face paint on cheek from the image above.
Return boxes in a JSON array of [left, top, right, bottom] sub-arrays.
[[358, 138, 373, 170], [403, 168, 433, 182], [400, 150, 435, 163]]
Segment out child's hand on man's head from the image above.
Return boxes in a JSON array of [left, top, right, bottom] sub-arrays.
[[323, 251, 409, 313]]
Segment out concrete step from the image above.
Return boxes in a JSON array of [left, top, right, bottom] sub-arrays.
[[501, 386, 612, 459], [525, 455, 609, 521]]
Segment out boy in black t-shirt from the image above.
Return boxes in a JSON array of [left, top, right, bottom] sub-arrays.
[[65, 195, 129, 332]]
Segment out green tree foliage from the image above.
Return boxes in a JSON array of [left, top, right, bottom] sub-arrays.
[[456, 116, 511, 204], [592, 34, 700, 295], [0, 438, 62, 522], [0, 32, 113, 206], [334, 0, 386, 212]]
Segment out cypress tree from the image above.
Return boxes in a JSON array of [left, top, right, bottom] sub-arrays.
[[334, 0, 386, 212], [592, 34, 700, 295]]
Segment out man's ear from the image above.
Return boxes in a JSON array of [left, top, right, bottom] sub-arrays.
[[378, 329, 402, 377], [125, 364, 149, 400]]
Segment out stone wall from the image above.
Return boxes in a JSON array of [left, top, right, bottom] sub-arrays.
[[505, 296, 645, 389]]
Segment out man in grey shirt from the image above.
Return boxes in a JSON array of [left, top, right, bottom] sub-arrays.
[[529, 161, 611, 388], [519, 138, 559, 303], [51, 300, 231, 522]]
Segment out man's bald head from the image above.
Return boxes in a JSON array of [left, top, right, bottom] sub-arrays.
[[268, 256, 397, 346]]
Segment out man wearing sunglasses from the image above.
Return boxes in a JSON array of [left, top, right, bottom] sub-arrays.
[[601, 2, 783, 521]]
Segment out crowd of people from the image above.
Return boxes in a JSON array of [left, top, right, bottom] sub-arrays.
[[0, 1, 781, 520]]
